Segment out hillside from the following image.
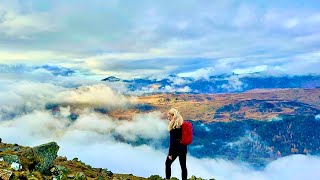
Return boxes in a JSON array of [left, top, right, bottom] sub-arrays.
[[108, 88, 320, 122], [0, 141, 211, 180], [185, 115, 320, 167]]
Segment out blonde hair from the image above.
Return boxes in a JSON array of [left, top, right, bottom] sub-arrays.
[[167, 108, 184, 131]]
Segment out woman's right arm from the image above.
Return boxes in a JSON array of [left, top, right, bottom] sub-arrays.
[[168, 130, 177, 155]]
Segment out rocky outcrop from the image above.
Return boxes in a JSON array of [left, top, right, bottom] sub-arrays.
[[1, 154, 22, 170], [0, 140, 210, 180], [32, 142, 59, 174]]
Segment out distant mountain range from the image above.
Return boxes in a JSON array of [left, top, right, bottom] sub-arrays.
[[102, 74, 320, 94], [45, 88, 320, 168], [108, 88, 320, 122]]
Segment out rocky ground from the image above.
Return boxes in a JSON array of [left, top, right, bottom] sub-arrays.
[[0, 140, 213, 180]]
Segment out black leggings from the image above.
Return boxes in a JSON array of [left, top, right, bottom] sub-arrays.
[[165, 152, 187, 180]]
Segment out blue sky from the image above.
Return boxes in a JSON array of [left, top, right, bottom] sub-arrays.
[[0, 0, 319, 78], [1, 1, 320, 178]]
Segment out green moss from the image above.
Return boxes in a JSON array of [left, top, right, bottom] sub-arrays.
[[148, 175, 163, 180], [84, 169, 97, 178], [15, 148, 41, 171], [32, 142, 59, 174], [12, 171, 29, 180], [32, 171, 43, 180], [74, 172, 86, 180], [0, 161, 10, 169], [0, 149, 14, 156]]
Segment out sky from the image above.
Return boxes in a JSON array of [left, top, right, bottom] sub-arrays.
[[0, 0, 319, 79], [1, 1, 320, 179]]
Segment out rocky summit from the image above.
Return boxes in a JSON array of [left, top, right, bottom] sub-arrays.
[[0, 141, 213, 180]]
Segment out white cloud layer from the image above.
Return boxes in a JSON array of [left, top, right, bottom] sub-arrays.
[[52, 84, 137, 109], [1, 108, 320, 180], [1, 71, 320, 179]]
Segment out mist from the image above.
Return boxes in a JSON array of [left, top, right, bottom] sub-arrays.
[[1, 72, 320, 179]]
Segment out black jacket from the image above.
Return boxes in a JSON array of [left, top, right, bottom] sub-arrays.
[[168, 127, 187, 155]]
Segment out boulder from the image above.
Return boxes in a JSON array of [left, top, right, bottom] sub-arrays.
[[32, 142, 59, 174], [1, 154, 22, 170], [190, 175, 203, 180], [1, 154, 21, 164], [102, 168, 113, 177], [148, 175, 163, 180], [11, 162, 22, 170], [50, 165, 69, 176], [74, 172, 86, 180], [53, 174, 68, 180]]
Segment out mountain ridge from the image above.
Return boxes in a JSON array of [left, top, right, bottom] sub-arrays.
[[0, 140, 212, 180]]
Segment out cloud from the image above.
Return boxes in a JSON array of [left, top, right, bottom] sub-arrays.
[[1, 108, 320, 179], [0, 71, 135, 121], [1, 74, 320, 179], [82, 57, 217, 79], [114, 111, 167, 141], [0, 63, 102, 88], [233, 65, 268, 75], [167, 76, 191, 86], [0, 79, 64, 121], [52, 84, 137, 110], [220, 75, 245, 91], [0, 0, 56, 38], [163, 85, 192, 93], [0, 1, 319, 78], [178, 67, 216, 80]]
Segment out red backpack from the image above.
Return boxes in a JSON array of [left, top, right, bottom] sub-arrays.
[[180, 121, 193, 145]]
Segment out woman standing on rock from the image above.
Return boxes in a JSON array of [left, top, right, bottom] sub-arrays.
[[165, 108, 188, 180]]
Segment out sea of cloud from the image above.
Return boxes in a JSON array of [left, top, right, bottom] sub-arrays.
[[1, 64, 320, 179], [1, 106, 320, 180]]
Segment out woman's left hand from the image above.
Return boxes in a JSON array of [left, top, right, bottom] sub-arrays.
[[168, 155, 172, 160]]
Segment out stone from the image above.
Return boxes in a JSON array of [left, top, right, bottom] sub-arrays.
[[102, 168, 113, 177], [56, 156, 67, 161], [67, 173, 75, 178], [74, 172, 86, 180], [0, 169, 13, 180], [148, 175, 162, 180], [11, 162, 22, 170], [32, 142, 59, 174], [11, 146, 21, 152], [1, 154, 21, 165], [190, 175, 203, 180], [51, 165, 69, 176], [53, 174, 68, 180], [0, 146, 20, 152]]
